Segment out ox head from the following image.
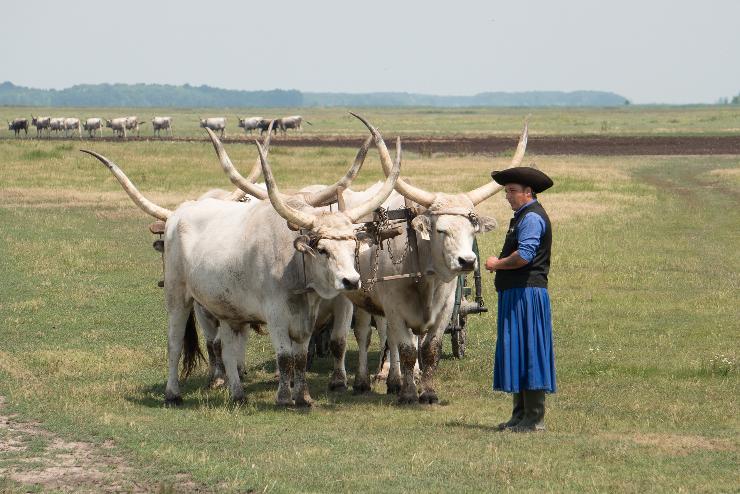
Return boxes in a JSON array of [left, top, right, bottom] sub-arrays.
[[254, 128, 401, 299], [352, 113, 528, 282], [199, 118, 206, 127]]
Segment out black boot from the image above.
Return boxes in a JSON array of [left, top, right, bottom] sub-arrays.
[[496, 392, 525, 431], [512, 390, 546, 432]]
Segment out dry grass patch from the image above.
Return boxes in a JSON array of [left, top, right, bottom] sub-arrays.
[[706, 167, 740, 186], [602, 432, 737, 456], [0, 396, 201, 493], [0, 187, 191, 212]]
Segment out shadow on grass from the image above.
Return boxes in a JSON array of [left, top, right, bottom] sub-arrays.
[[125, 352, 408, 412], [444, 419, 502, 433], [126, 346, 463, 412]]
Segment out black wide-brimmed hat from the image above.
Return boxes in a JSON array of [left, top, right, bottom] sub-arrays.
[[491, 166, 553, 193]]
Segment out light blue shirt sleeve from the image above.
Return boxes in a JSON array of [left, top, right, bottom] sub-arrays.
[[517, 212, 546, 262]]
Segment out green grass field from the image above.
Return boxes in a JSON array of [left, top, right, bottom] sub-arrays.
[[0, 116, 738, 492], [4, 105, 740, 138]]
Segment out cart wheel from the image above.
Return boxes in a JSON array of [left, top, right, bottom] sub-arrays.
[[451, 314, 467, 358]]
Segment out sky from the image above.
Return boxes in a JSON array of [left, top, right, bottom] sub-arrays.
[[2, 0, 738, 104]]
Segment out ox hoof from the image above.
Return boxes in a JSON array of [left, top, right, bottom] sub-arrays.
[[295, 396, 314, 408], [276, 397, 295, 407], [164, 396, 183, 407], [386, 382, 402, 395], [329, 381, 348, 393], [397, 393, 418, 405], [419, 392, 439, 405], [353, 380, 372, 395], [230, 395, 247, 406]]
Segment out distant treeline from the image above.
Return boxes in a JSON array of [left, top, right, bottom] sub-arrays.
[[0, 81, 630, 108]]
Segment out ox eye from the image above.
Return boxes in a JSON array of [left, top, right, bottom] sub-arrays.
[[317, 247, 328, 256]]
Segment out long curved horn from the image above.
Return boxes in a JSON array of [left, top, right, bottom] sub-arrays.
[[80, 149, 172, 221], [255, 141, 315, 230], [344, 136, 402, 223], [464, 120, 528, 205], [224, 120, 275, 201], [350, 113, 436, 207], [206, 128, 268, 200], [302, 135, 372, 207]]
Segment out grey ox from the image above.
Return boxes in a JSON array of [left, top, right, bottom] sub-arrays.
[[278, 115, 311, 134], [106, 118, 128, 138], [83, 118, 104, 138], [31, 116, 51, 137], [125, 116, 143, 137], [63, 118, 82, 138], [238, 117, 263, 135], [346, 115, 529, 403], [8, 118, 29, 137], [200, 117, 226, 138], [152, 117, 173, 137], [49, 118, 65, 137]]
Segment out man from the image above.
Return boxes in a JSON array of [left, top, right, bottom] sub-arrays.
[[485, 166, 555, 432]]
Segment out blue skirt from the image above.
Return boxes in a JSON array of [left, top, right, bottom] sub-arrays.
[[493, 287, 556, 393]]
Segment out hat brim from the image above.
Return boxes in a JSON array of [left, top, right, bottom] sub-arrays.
[[491, 167, 553, 193]]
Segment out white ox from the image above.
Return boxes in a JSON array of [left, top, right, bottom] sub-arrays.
[[278, 115, 311, 134], [49, 118, 65, 137], [238, 117, 263, 135], [200, 117, 226, 138], [152, 117, 173, 137], [83, 118, 104, 138], [125, 116, 143, 137], [31, 116, 51, 137], [63, 118, 82, 138], [344, 115, 529, 404], [106, 118, 128, 138], [188, 129, 371, 390]]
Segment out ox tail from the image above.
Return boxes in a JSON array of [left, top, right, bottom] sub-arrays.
[[181, 309, 205, 380], [80, 149, 173, 221]]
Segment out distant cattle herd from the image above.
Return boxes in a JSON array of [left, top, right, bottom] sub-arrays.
[[5, 115, 311, 138]]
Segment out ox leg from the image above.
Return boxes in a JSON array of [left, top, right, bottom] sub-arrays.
[[291, 340, 314, 407], [352, 308, 373, 394], [270, 330, 295, 406], [388, 320, 419, 404], [328, 297, 351, 392], [418, 329, 443, 405], [218, 324, 246, 403], [164, 301, 194, 406], [386, 338, 403, 395], [235, 329, 249, 381], [195, 304, 225, 389]]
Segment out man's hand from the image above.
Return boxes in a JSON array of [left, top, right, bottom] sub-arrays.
[[485, 256, 499, 272]]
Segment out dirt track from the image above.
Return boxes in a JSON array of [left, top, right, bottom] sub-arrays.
[[4, 134, 740, 155]]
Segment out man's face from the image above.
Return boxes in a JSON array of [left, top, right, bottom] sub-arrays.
[[504, 183, 532, 211]]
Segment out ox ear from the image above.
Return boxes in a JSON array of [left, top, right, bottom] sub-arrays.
[[412, 215, 431, 241], [294, 235, 317, 257], [476, 215, 497, 233]]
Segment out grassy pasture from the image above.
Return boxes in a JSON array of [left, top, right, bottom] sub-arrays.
[[3, 105, 740, 138], [0, 131, 738, 492]]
